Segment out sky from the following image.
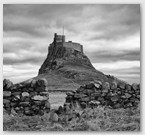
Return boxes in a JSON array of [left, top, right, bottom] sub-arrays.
[[3, 4, 140, 84]]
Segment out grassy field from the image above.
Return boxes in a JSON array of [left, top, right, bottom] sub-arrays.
[[3, 104, 140, 131], [49, 92, 66, 109]]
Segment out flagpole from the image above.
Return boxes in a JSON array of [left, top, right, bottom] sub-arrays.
[[63, 26, 64, 35]]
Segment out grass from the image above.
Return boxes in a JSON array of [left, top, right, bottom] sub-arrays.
[[3, 105, 140, 131], [49, 92, 66, 109]]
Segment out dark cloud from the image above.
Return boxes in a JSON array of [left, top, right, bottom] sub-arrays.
[[3, 4, 83, 37], [3, 4, 140, 40], [3, 22, 48, 37], [89, 4, 140, 41], [3, 54, 45, 65], [3, 40, 48, 54], [88, 49, 140, 63]]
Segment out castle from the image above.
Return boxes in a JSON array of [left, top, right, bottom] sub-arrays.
[[50, 33, 83, 53]]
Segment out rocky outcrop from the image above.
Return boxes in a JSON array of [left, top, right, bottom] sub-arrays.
[[38, 42, 96, 74], [64, 81, 140, 109], [3, 78, 50, 116], [36, 34, 128, 90]]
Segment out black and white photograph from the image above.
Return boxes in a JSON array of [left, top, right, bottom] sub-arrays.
[[3, 4, 140, 131]]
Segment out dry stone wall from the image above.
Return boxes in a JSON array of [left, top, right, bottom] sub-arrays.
[[3, 78, 50, 116], [65, 81, 140, 109]]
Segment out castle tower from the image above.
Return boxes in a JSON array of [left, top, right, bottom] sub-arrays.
[[53, 33, 83, 54], [54, 33, 65, 43]]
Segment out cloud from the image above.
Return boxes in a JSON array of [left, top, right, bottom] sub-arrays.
[[3, 64, 40, 83], [92, 60, 140, 84], [3, 4, 140, 84], [3, 50, 46, 65], [88, 4, 140, 41], [88, 49, 140, 63]]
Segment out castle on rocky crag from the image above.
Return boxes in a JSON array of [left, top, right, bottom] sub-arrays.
[[50, 33, 83, 53]]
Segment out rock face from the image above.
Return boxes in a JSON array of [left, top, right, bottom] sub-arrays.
[[39, 42, 95, 74], [36, 33, 126, 90]]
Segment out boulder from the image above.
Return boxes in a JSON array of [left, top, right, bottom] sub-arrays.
[[66, 91, 75, 96], [86, 89, 95, 94], [36, 78, 48, 87], [23, 97, 30, 102], [121, 95, 127, 99], [3, 99, 10, 104], [11, 96, 20, 101], [102, 82, 110, 90], [134, 98, 140, 103], [80, 94, 88, 98], [65, 96, 73, 102], [85, 83, 95, 89], [19, 102, 30, 107], [3, 79, 13, 90], [117, 91, 122, 95], [3, 91, 11, 97], [11, 91, 21, 96], [39, 92, 49, 97], [15, 95, 21, 100], [125, 102, 133, 107], [89, 100, 100, 106], [10, 102, 18, 107], [77, 86, 85, 92], [97, 97, 104, 102], [93, 80, 102, 89], [93, 91, 101, 97], [125, 93, 132, 98], [29, 92, 38, 97], [113, 103, 122, 109], [111, 95, 119, 102], [32, 95, 47, 101], [117, 83, 125, 90], [22, 88, 29, 92], [102, 89, 109, 93], [110, 82, 117, 90], [79, 97, 90, 102], [57, 106, 63, 114], [132, 83, 139, 90], [31, 105, 39, 110], [80, 102, 87, 109], [90, 96, 95, 100], [44, 101, 50, 109], [128, 90, 134, 94], [101, 92, 107, 97], [33, 101, 42, 105], [22, 92, 29, 97], [50, 112, 59, 122], [35, 87, 46, 92], [30, 79, 37, 87], [74, 93, 81, 99], [125, 84, 132, 91]]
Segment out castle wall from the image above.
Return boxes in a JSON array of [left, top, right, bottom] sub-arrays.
[[63, 42, 83, 53]]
